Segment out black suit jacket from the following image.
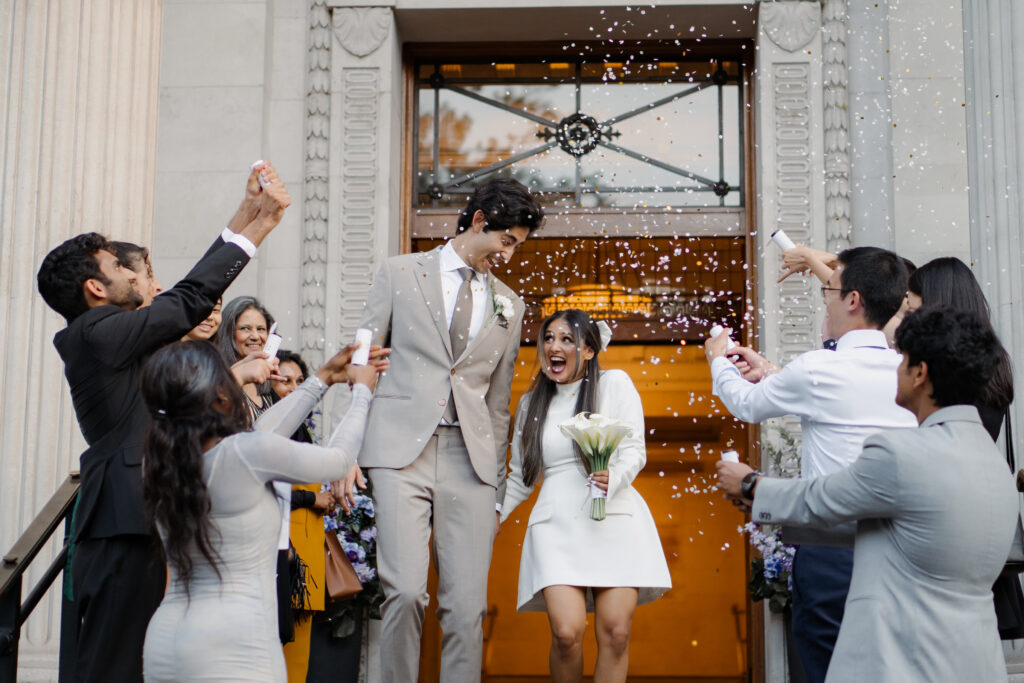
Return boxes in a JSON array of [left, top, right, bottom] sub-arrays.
[[55, 237, 249, 540]]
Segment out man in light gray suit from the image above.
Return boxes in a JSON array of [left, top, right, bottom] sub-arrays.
[[718, 307, 1019, 682], [344, 179, 543, 682]]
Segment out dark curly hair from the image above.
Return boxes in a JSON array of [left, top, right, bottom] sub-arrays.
[[519, 309, 603, 487], [140, 341, 251, 595], [894, 307, 1002, 407], [37, 232, 112, 322], [276, 349, 309, 380], [455, 178, 544, 235]]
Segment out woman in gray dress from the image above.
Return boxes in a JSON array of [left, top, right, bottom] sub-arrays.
[[140, 341, 384, 682]]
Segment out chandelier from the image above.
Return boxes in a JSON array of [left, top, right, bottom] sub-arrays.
[[540, 284, 654, 320]]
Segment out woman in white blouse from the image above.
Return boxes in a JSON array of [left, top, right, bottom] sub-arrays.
[[501, 309, 671, 683]]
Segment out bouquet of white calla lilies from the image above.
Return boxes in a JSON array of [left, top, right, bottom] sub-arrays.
[[558, 411, 635, 520]]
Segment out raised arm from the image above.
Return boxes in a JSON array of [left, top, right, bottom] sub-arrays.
[[241, 384, 374, 485], [752, 439, 900, 528], [710, 355, 808, 424]]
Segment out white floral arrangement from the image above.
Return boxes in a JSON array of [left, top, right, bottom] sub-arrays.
[[558, 412, 634, 520], [490, 283, 514, 326]]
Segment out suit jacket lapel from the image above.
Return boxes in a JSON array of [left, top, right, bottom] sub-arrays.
[[413, 249, 454, 360]]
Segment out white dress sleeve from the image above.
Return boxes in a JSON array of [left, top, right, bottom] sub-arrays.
[[600, 370, 647, 500], [252, 376, 328, 436], [240, 384, 373, 484], [500, 393, 535, 523]]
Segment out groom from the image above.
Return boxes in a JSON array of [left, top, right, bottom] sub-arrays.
[[350, 178, 542, 682]]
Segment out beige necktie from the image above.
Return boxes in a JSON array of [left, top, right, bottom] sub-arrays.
[[443, 267, 475, 423]]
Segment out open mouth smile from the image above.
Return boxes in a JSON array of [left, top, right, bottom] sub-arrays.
[[547, 353, 568, 377]]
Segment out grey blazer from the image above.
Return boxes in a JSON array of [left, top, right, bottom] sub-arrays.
[[753, 405, 1017, 683], [357, 247, 524, 502]]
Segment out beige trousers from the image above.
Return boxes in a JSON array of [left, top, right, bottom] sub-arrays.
[[369, 426, 497, 683]]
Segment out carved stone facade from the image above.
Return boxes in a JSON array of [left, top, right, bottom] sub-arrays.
[[326, 5, 397, 354], [303, 0, 332, 364], [755, 2, 826, 370], [822, 0, 853, 254]]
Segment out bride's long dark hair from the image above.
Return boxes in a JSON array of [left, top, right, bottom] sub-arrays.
[[519, 309, 603, 486], [140, 341, 251, 594]]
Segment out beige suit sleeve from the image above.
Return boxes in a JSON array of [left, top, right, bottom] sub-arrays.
[[752, 435, 901, 527], [486, 296, 523, 505], [359, 260, 394, 347]]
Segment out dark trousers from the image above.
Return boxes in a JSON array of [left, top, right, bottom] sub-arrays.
[[790, 545, 854, 683], [71, 536, 165, 683]]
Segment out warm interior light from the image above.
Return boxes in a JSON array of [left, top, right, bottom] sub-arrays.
[[495, 63, 516, 75], [540, 284, 654, 320]]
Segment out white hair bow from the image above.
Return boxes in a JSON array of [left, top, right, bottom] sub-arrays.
[[596, 320, 612, 351]]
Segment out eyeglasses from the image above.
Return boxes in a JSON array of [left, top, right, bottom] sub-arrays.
[[819, 286, 846, 298]]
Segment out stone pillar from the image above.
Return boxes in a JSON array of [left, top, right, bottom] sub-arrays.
[[961, 1, 1024, 676], [0, 0, 162, 676], [847, 0, 896, 248], [755, 3, 827, 680], [314, 5, 401, 678]]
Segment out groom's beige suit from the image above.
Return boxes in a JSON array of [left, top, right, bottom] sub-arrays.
[[358, 245, 524, 683]]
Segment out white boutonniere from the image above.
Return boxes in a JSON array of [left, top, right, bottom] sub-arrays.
[[490, 283, 514, 328]]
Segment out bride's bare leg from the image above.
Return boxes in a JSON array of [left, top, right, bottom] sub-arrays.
[[592, 587, 638, 683], [542, 585, 587, 683]]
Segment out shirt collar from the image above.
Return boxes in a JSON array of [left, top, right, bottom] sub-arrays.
[[920, 404, 983, 429], [439, 241, 483, 280], [834, 328, 890, 352]]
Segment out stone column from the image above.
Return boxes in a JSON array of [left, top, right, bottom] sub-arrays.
[[755, 2, 827, 680], [312, 5, 401, 679], [0, 0, 162, 676], [847, 0, 896, 248], [961, 1, 1024, 676]]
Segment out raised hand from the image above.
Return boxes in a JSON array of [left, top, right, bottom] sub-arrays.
[[239, 162, 291, 247], [230, 351, 282, 386], [227, 162, 266, 234], [778, 244, 837, 284], [315, 344, 390, 387], [728, 346, 779, 383]]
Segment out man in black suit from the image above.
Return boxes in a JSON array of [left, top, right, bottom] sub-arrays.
[[36, 163, 290, 682]]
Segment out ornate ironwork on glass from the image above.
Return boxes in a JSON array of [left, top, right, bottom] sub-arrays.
[[414, 54, 745, 210]]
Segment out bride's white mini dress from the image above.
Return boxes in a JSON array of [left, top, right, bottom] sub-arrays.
[[501, 369, 671, 612]]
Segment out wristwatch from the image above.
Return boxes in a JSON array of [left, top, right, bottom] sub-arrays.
[[740, 471, 760, 500]]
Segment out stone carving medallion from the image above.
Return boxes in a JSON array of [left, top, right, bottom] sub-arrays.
[[761, 1, 821, 52], [333, 7, 391, 58]]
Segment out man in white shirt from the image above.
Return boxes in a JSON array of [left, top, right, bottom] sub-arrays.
[[348, 179, 543, 683], [704, 246, 917, 683]]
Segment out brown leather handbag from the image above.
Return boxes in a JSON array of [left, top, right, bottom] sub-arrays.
[[324, 531, 363, 601]]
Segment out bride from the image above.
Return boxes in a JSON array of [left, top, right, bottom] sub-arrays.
[[501, 308, 671, 682]]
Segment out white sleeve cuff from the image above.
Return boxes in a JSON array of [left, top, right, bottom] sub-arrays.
[[495, 503, 503, 512], [221, 227, 257, 258]]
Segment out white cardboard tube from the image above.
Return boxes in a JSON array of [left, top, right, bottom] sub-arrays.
[[721, 450, 740, 463], [351, 328, 372, 365], [770, 229, 796, 251]]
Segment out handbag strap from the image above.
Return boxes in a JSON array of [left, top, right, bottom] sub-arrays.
[[1006, 409, 1015, 470]]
